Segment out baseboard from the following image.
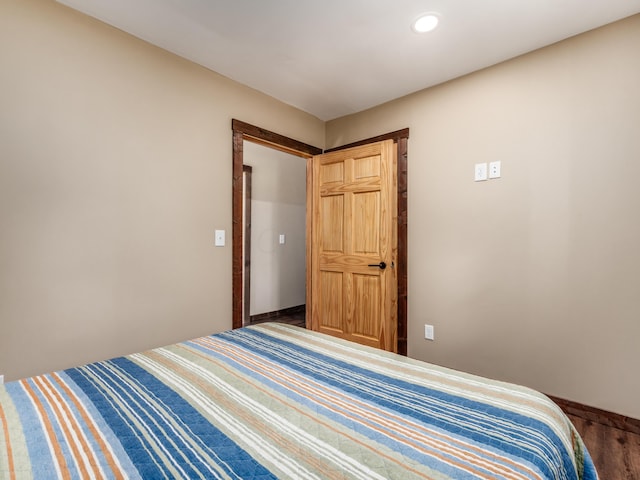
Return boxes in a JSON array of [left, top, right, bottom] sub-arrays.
[[250, 305, 305, 323], [549, 395, 640, 436]]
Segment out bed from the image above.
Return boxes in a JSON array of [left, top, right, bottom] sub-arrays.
[[1, 323, 597, 479]]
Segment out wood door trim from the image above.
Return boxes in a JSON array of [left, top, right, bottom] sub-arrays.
[[232, 120, 322, 330], [324, 128, 410, 153], [242, 165, 252, 326], [325, 129, 409, 355], [232, 119, 322, 158]]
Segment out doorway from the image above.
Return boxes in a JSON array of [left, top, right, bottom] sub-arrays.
[[242, 142, 307, 327], [231, 119, 409, 354], [232, 119, 322, 331]]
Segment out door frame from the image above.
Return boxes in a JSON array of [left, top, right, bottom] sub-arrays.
[[242, 164, 252, 326], [231, 119, 409, 354], [232, 119, 322, 331]]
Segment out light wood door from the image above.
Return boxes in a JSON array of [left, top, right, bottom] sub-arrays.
[[310, 140, 397, 351]]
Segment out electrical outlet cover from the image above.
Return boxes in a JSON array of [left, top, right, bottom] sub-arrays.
[[474, 163, 488, 181]]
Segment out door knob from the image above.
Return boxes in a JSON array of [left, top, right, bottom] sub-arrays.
[[368, 261, 387, 270]]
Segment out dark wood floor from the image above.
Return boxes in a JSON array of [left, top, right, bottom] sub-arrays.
[[568, 414, 640, 479], [248, 309, 305, 328]]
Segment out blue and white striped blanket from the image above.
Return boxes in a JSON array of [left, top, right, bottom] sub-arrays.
[[0, 323, 597, 479]]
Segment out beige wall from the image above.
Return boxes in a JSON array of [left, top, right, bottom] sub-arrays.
[[327, 15, 640, 418], [0, 0, 324, 381]]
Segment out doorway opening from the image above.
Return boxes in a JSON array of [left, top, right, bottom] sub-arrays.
[[232, 119, 409, 354], [232, 120, 322, 331], [242, 142, 307, 328]]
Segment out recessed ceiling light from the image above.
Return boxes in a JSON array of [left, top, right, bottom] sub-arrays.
[[412, 13, 439, 33]]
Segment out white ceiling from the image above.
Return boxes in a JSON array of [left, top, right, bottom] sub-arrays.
[[57, 0, 640, 121]]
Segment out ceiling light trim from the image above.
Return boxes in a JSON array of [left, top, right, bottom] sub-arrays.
[[412, 13, 440, 33]]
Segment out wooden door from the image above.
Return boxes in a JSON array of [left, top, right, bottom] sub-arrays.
[[310, 140, 397, 351]]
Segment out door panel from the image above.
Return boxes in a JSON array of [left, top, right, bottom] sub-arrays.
[[321, 196, 344, 252], [353, 191, 380, 254], [311, 140, 397, 351], [352, 273, 381, 339], [319, 271, 343, 331], [321, 162, 344, 184], [354, 155, 380, 179]]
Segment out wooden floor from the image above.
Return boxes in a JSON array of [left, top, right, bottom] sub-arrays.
[[248, 309, 305, 328], [568, 414, 640, 479]]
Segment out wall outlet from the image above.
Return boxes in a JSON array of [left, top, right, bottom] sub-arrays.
[[424, 324, 435, 341], [474, 163, 488, 181], [0, 374, 4, 385]]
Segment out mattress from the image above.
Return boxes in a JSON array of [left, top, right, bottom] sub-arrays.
[[0, 323, 597, 479]]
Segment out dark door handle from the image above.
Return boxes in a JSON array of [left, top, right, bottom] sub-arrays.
[[368, 261, 387, 270]]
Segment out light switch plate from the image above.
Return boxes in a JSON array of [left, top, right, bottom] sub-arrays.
[[474, 163, 488, 181], [215, 229, 225, 247], [489, 161, 501, 179], [424, 324, 435, 341]]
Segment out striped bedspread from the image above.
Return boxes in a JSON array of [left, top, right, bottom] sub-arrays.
[[1, 323, 597, 479]]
